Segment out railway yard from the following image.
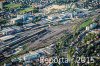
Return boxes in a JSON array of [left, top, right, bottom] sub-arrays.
[[0, 0, 100, 66]]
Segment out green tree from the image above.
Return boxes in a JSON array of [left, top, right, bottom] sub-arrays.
[[0, 19, 7, 30]]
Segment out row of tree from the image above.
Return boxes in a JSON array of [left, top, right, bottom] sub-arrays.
[[0, 19, 7, 30]]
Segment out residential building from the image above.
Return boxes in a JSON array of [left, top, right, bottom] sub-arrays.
[[91, 29, 100, 34], [90, 23, 97, 29], [10, 15, 23, 25], [86, 26, 90, 31], [1, 28, 15, 35], [86, 23, 97, 30]]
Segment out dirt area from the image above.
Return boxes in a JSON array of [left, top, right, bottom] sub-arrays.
[[44, 5, 66, 13]]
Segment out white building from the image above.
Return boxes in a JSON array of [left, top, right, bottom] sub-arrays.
[[0, 35, 15, 42], [23, 23, 35, 27], [48, 16, 58, 20], [1, 28, 15, 35], [86, 23, 97, 31], [10, 15, 23, 25], [86, 26, 90, 31]]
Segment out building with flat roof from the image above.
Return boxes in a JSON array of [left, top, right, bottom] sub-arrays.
[[0, 35, 15, 42], [10, 15, 23, 25], [1, 28, 15, 35]]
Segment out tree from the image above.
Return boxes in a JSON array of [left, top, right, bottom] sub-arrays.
[[0, 19, 7, 30]]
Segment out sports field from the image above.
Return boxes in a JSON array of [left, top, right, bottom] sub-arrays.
[[5, 3, 21, 9], [19, 7, 34, 14], [79, 18, 93, 29]]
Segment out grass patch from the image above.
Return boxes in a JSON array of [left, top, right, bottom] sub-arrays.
[[4, 3, 21, 9], [79, 18, 93, 29], [19, 7, 34, 14]]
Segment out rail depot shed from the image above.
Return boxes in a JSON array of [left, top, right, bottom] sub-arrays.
[[0, 35, 15, 42]]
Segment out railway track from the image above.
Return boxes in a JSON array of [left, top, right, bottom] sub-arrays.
[[0, 29, 49, 57]]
